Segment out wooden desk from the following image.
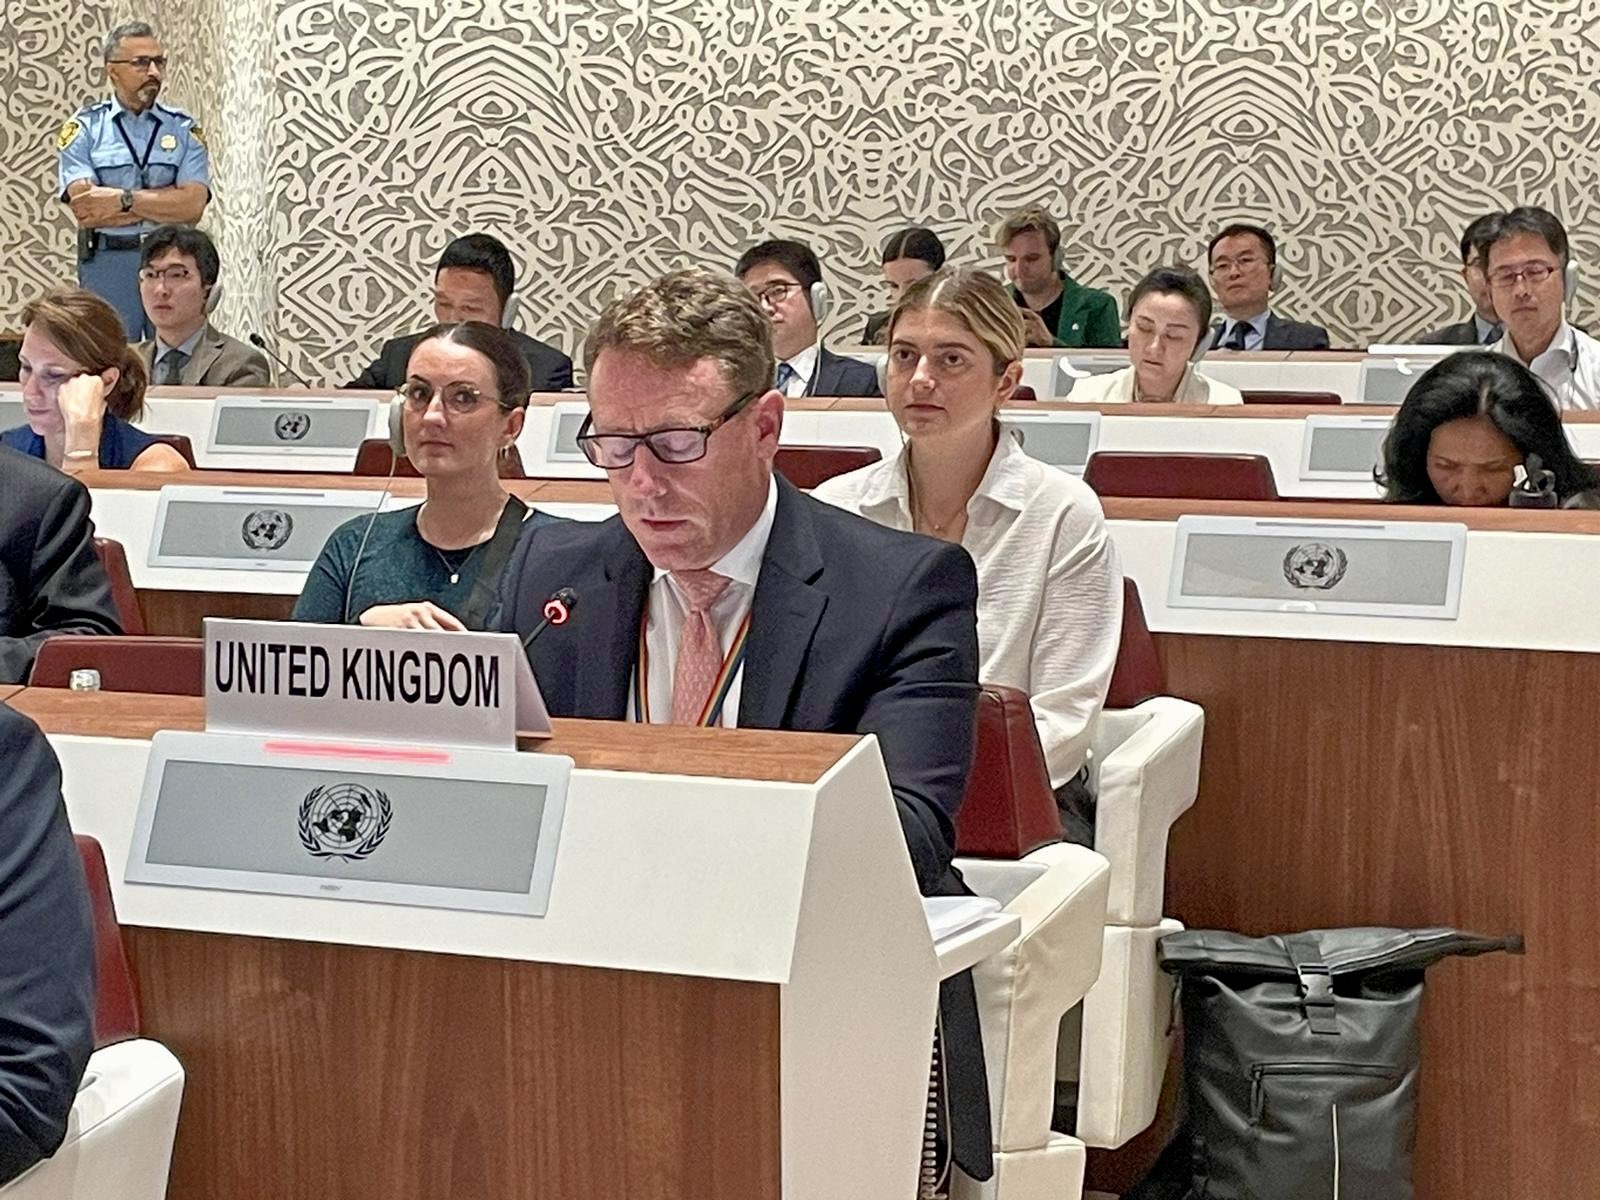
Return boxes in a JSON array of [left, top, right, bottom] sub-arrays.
[[0, 685, 22, 706]]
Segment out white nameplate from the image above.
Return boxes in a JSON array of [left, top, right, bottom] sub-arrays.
[[126, 730, 570, 916], [1053, 355, 1129, 397], [204, 618, 552, 748], [1298, 415, 1393, 483], [1168, 516, 1467, 619], [150, 485, 385, 570], [544, 399, 592, 463], [208, 394, 377, 453], [998, 410, 1102, 473], [1354, 357, 1435, 406]]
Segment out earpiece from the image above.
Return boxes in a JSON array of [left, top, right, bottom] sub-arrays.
[[204, 279, 224, 315], [808, 280, 832, 325], [1189, 330, 1211, 366], [875, 355, 888, 395], [1565, 261, 1580, 305], [388, 394, 405, 458], [500, 293, 522, 330]]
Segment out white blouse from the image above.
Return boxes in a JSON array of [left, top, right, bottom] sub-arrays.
[[1068, 365, 1244, 405], [813, 430, 1123, 787]]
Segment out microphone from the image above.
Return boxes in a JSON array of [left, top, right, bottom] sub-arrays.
[[1509, 454, 1557, 508], [249, 332, 314, 389], [521, 587, 578, 651]]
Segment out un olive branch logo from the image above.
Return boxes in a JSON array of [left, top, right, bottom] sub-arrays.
[[297, 783, 393, 861]]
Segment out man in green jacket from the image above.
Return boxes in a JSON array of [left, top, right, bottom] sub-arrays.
[[997, 205, 1120, 348]]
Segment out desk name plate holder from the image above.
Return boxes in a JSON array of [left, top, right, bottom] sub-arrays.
[[149, 485, 388, 571], [1298, 414, 1394, 483], [203, 393, 377, 470], [1168, 515, 1468, 619], [1052, 355, 1129, 398], [123, 619, 565, 916], [540, 399, 604, 478], [998, 410, 1102, 473]]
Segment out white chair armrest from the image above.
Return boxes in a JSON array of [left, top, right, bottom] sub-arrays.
[[955, 844, 1110, 1154], [1088, 697, 1204, 926], [0, 1040, 184, 1200]]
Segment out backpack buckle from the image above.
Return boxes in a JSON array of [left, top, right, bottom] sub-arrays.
[[1296, 963, 1339, 1035]]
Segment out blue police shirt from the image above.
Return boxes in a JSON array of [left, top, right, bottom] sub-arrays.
[[56, 96, 211, 236]]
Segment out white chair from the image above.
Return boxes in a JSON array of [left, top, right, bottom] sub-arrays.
[[1071, 696, 1204, 1151], [0, 1040, 184, 1200], [952, 842, 1112, 1200]]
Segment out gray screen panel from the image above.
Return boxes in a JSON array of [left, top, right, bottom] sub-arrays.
[[999, 419, 1094, 469], [1358, 363, 1423, 406], [1306, 425, 1388, 474], [1055, 358, 1127, 396], [213, 406, 371, 450], [157, 499, 374, 561], [552, 409, 587, 455], [147, 761, 546, 893], [0, 397, 23, 431], [1180, 533, 1453, 605]]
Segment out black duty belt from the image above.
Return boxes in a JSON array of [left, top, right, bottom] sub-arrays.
[[96, 233, 146, 251]]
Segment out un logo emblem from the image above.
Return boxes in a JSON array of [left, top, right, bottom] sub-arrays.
[[298, 783, 392, 861], [273, 410, 312, 441], [1282, 542, 1349, 591], [241, 508, 293, 552]]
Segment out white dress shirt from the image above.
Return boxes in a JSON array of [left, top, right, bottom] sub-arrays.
[[813, 430, 1123, 786], [630, 476, 778, 727], [777, 343, 820, 397], [1066, 365, 1244, 405], [1488, 322, 1600, 410]]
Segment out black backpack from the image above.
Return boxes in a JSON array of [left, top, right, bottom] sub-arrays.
[[1134, 926, 1521, 1200]]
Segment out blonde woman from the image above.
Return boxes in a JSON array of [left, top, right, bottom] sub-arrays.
[[814, 267, 1123, 842]]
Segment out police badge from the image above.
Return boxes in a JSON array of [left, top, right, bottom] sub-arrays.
[[1282, 542, 1349, 590], [298, 783, 392, 860], [240, 508, 294, 552], [273, 410, 312, 441]]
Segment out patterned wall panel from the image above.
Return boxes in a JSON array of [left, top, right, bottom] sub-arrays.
[[7, 1, 1600, 382]]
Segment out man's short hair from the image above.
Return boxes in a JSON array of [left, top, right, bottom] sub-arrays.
[[1127, 265, 1213, 338], [140, 224, 220, 288], [1208, 223, 1277, 269], [733, 238, 823, 293], [584, 268, 775, 404], [994, 206, 1061, 256], [1482, 206, 1570, 266], [103, 20, 157, 59], [436, 234, 516, 304], [880, 227, 946, 269], [1460, 212, 1504, 264]]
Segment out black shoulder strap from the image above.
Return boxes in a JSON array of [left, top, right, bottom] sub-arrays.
[[457, 495, 528, 629]]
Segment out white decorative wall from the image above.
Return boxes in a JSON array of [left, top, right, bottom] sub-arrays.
[[6, 0, 1600, 384]]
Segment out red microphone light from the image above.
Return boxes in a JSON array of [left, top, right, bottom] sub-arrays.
[[542, 598, 571, 625]]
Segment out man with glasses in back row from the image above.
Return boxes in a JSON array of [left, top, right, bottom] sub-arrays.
[[57, 21, 211, 340], [1481, 206, 1600, 409], [1205, 223, 1331, 350], [133, 226, 269, 386]]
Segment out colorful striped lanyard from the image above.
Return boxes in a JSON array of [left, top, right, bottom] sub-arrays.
[[633, 609, 753, 727]]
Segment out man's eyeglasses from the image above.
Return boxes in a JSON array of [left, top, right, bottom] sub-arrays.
[[751, 281, 802, 307], [1487, 263, 1560, 289], [138, 265, 192, 285], [1209, 254, 1264, 276], [396, 379, 501, 415], [576, 391, 758, 469], [108, 56, 167, 72]]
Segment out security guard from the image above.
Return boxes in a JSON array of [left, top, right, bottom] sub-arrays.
[[57, 20, 210, 340]]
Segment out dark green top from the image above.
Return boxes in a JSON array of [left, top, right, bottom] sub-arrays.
[[293, 503, 556, 628], [1014, 271, 1121, 349]]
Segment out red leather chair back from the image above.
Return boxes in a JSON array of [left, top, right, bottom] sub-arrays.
[[1083, 452, 1279, 500], [30, 636, 204, 695], [1010, 385, 1039, 402], [353, 438, 527, 479], [774, 445, 882, 489], [148, 433, 197, 467], [1107, 578, 1166, 710], [955, 684, 1062, 859], [1239, 390, 1342, 406], [74, 835, 141, 1048], [91, 537, 145, 636]]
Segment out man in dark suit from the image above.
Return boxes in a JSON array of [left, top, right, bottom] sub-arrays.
[[734, 238, 880, 397], [345, 234, 573, 393], [498, 267, 991, 1177], [1, 447, 120, 683], [1206, 223, 1332, 350], [0, 704, 96, 1185], [1415, 213, 1504, 345]]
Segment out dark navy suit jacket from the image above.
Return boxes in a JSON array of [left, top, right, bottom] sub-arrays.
[[498, 475, 978, 895], [0, 705, 95, 1184], [809, 347, 882, 398]]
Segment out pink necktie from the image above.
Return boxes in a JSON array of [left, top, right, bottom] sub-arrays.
[[669, 569, 732, 725]]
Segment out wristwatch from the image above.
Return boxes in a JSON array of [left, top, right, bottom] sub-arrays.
[[119, 188, 134, 212]]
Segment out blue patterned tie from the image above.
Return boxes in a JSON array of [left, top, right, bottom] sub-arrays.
[[775, 362, 797, 392]]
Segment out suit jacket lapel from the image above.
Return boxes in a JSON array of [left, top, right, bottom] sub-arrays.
[[576, 521, 650, 719], [739, 479, 827, 729], [809, 349, 834, 397], [183, 324, 224, 386]]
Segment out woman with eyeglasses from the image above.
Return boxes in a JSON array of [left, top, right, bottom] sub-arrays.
[[813, 267, 1123, 844], [4, 288, 187, 472], [294, 322, 556, 629]]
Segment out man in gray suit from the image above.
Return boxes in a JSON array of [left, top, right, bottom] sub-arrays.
[[133, 225, 269, 386], [1206, 223, 1332, 350], [1415, 213, 1504, 345]]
